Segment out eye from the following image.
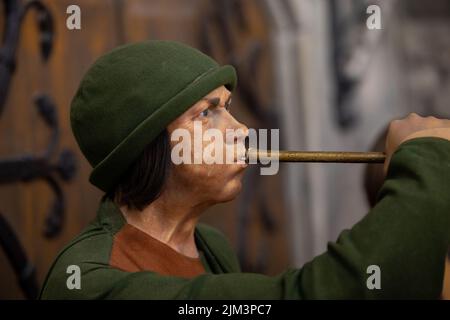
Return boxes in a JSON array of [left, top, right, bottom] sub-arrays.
[[199, 108, 209, 117]]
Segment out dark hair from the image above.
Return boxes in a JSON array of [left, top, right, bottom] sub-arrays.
[[106, 130, 171, 210]]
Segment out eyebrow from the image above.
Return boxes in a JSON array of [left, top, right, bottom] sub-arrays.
[[202, 97, 220, 107], [202, 95, 232, 107]]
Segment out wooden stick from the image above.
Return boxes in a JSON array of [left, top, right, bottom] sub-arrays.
[[247, 149, 386, 163]]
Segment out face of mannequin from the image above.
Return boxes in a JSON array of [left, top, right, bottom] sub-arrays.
[[165, 85, 249, 205]]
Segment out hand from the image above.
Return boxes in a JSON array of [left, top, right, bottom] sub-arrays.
[[384, 113, 450, 174]]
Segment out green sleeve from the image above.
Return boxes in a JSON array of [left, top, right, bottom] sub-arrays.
[[42, 137, 450, 299], [299, 137, 450, 299]]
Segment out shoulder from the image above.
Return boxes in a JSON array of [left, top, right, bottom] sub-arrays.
[[195, 223, 241, 273], [39, 222, 115, 299]]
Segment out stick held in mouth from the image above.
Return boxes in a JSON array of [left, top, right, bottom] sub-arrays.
[[246, 148, 386, 163]]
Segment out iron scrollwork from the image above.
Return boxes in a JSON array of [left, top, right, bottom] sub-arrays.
[[0, 0, 77, 299]]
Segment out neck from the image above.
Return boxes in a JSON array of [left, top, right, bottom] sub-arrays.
[[119, 188, 208, 259]]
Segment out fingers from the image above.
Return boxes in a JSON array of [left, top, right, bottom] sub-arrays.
[[383, 113, 450, 176]]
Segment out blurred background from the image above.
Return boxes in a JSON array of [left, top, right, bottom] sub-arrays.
[[1, 0, 449, 299]]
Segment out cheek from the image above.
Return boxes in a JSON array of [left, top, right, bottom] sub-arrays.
[[182, 164, 227, 183], [201, 165, 245, 200], [172, 163, 217, 192], [174, 163, 243, 195]]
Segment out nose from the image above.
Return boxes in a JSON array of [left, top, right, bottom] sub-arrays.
[[228, 113, 248, 143]]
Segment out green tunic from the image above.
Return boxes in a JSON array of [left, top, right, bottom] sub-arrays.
[[40, 137, 450, 299]]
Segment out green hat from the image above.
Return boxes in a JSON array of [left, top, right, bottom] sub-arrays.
[[70, 41, 237, 192]]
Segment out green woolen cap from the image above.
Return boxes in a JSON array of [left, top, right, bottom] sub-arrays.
[[70, 40, 237, 192]]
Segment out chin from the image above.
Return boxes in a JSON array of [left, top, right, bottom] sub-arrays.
[[216, 179, 243, 203]]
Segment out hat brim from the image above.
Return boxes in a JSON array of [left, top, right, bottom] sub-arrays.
[[89, 65, 237, 192]]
